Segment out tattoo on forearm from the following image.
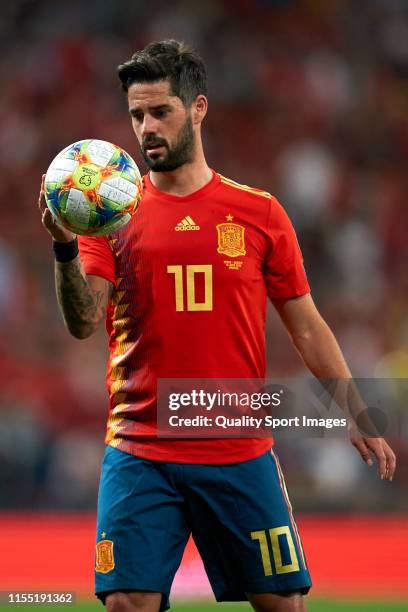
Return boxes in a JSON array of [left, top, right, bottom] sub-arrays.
[[55, 258, 106, 332]]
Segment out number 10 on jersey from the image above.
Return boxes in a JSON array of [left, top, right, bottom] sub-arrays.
[[167, 264, 213, 312]]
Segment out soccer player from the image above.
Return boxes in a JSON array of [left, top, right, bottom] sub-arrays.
[[39, 40, 396, 612]]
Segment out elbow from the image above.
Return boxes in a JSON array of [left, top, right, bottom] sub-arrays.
[[292, 316, 331, 347], [292, 328, 313, 347], [65, 321, 97, 340]]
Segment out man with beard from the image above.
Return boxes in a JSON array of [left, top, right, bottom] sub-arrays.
[[39, 40, 396, 612]]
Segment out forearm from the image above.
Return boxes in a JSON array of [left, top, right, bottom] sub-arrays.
[[55, 256, 102, 339], [274, 294, 396, 479], [292, 316, 351, 379], [292, 317, 363, 419]]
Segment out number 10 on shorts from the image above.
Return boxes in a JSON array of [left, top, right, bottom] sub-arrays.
[[251, 526, 300, 575]]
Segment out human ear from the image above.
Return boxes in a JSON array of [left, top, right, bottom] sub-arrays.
[[192, 95, 208, 124]]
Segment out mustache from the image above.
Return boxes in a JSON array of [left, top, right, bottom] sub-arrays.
[[142, 137, 168, 150]]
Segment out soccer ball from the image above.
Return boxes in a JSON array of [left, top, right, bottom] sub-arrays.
[[44, 139, 142, 236]]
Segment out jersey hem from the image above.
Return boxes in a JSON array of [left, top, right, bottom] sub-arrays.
[[106, 439, 274, 465], [268, 288, 310, 300]]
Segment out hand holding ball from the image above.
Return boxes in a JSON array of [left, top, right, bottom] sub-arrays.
[[44, 139, 142, 236]]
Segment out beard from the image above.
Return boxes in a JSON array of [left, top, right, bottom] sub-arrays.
[[141, 115, 195, 172]]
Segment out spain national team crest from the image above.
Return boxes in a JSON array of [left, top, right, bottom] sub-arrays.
[[216, 215, 246, 258], [95, 539, 115, 574]]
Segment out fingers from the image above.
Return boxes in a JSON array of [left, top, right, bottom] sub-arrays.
[[38, 174, 46, 213], [352, 436, 397, 481], [351, 437, 373, 467], [39, 173, 76, 242], [42, 207, 56, 230], [38, 177, 58, 232], [367, 438, 387, 480], [385, 442, 397, 481], [367, 438, 396, 481]]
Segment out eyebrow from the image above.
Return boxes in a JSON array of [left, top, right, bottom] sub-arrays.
[[129, 104, 172, 115]]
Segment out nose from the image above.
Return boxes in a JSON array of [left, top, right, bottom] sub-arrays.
[[141, 114, 159, 138]]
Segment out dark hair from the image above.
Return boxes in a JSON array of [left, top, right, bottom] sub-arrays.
[[117, 39, 207, 107]]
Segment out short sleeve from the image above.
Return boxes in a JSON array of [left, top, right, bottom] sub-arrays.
[[77, 235, 116, 286], [264, 197, 310, 299]]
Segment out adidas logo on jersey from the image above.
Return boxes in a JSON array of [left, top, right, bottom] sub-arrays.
[[175, 216, 200, 231]]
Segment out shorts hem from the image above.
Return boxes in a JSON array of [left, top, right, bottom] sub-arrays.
[[95, 587, 169, 607], [214, 583, 311, 602]]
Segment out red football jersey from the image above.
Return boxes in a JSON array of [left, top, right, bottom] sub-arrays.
[[78, 171, 310, 463]]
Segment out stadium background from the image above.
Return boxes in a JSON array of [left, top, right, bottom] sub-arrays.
[[0, 0, 407, 610]]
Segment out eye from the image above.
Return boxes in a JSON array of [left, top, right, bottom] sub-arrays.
[[131, 111, 144, 123], [153, 109, 168, 119]]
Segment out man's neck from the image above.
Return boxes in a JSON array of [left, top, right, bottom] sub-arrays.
[[149, 156, 213, 197]]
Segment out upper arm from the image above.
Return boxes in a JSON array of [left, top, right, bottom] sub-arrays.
[[264, 198, 310, 300], [272, 293, 324, 339]]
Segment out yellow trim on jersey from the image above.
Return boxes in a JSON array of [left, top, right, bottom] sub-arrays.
[[220, 175, 271, 199]]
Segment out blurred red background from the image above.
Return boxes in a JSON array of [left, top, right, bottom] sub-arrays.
[[0, 0, 407, 600], [1, 515, 407, 599]]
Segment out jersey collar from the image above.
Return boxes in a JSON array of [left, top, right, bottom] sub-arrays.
[[144, 170, 220, 202]]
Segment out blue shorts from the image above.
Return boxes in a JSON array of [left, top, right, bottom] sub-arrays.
[[95, 446, 311, 610]]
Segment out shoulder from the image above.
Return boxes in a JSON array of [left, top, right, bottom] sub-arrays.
[[218, 174, 273, 203], [217, 174, 288, 225]]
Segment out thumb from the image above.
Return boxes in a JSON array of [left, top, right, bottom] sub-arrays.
[[42, 208, 76, 242]]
